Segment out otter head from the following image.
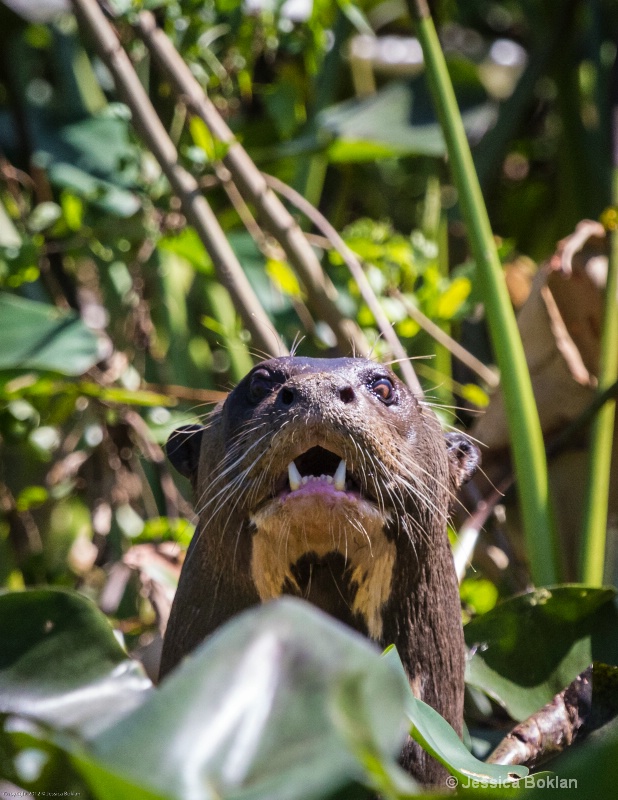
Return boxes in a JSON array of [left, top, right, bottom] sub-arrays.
[[164, 356, 479, 642]]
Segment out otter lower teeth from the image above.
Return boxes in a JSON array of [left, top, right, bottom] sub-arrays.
[[287, 459, 347, 491]]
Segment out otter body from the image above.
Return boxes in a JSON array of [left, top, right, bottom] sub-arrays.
[[161, 357, 479, 783]]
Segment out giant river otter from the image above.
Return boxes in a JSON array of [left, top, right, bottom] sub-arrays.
[[161, 356, 480, 783]]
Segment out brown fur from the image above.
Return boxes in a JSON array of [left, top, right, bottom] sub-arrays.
[[161, 357, 479, 784]]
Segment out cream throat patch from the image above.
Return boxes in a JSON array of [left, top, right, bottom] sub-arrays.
[[250, 489, 395, 639]]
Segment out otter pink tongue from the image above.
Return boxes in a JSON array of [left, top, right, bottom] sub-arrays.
[[287, 458, 346, 492]]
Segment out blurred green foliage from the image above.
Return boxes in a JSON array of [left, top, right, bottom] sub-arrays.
[[0, 0, 614, 604], [0, 0, 617, 793], [0, 0, 615, 651]]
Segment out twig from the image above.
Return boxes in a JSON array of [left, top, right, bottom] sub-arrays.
[[392, 289, 499, 388], [485, 664, 618, 769], [0, 481, 43, 564], [454, 479, 510, 582], [70, 0, 284, 360], [455, 379, 618, 579], [217, 171, 281, 261], [133, 9, 369, 358], [123, 409, 194, 520], [198, 170, 318, 336], [142, 382, 228, 405], [263, 173, 423, 395], [487, 666, 592, 767]]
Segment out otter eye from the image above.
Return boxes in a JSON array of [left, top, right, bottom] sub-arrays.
[[249, 369, 274, 403], [371, 377, 395, 404]]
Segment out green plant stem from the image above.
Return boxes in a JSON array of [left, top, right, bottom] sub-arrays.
[[579, 188, 618, 584], [408, 1, 559, 584]]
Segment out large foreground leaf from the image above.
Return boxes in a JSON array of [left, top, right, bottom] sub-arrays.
[[382, 647, 527, 787], [465, 586, 618, 720], [0, 294, 102, 375], [0, 588, 152, 737], [0, 592, 415, 799], [89, 598, 413, 800]]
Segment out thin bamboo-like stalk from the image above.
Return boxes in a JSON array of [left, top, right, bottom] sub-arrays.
[[579, 188, 618, 583], [265, 171, 498, 391], [392, 290, 499, 388], [70, 0, 285, 360], [263, 173, 423, 395], [407, 0, 559, 585], [134, 10, 369, 358]]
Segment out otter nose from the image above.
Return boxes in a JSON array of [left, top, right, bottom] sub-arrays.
[[337, 384, 355, 403], [277, 380, 356, 408], [279, 386, 295, 406]]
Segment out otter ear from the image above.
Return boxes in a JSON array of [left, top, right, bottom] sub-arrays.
[[445, 432, 481, 490], [166, 424, 205, 480]]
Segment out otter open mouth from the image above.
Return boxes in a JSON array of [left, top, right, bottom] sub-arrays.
[[275, 445, 365, 499], [250, 442, 395, 639]]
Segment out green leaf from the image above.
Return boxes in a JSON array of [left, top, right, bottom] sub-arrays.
[[435, 276, 471, 319], [61, 191, 85, 232], [158, 228, 213, 274], [0, 721, 169, 800], [48, 163, 140, 218], [465, 586, 618, 721], [133, 516, 195, 548], [0, 239, 41, 289], [0, 199, 21, 248], [318, 81, 497, 163], [34, 112, 139, 185], [0, 596, 412, 799], [0, 722, 91, 799], [91, 598, 411, 800], [382, 647, 528, 786], [0, 294, 102, 376], [79, 383, 176, 408], [265, 259, 303, 298], [262, 82, 300, 139], [189, 116, 216, 161], [27, 202, 62, 233], [460, 383, 490, 408], [395, 318, 421, 339], [460, 577, 499, 616], [327, 139, 401, 162], [15, 485, 48, 512], [72, 749, 172, 800], [0, 589, 152, 738], [227, 231, 291, 315]]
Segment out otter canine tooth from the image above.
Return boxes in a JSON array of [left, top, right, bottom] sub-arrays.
[[288, 461, 302, 491], [334, 459, 346, 491]]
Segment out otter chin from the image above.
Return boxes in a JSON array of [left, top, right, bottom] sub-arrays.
[[160, 356, 480, 784]]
